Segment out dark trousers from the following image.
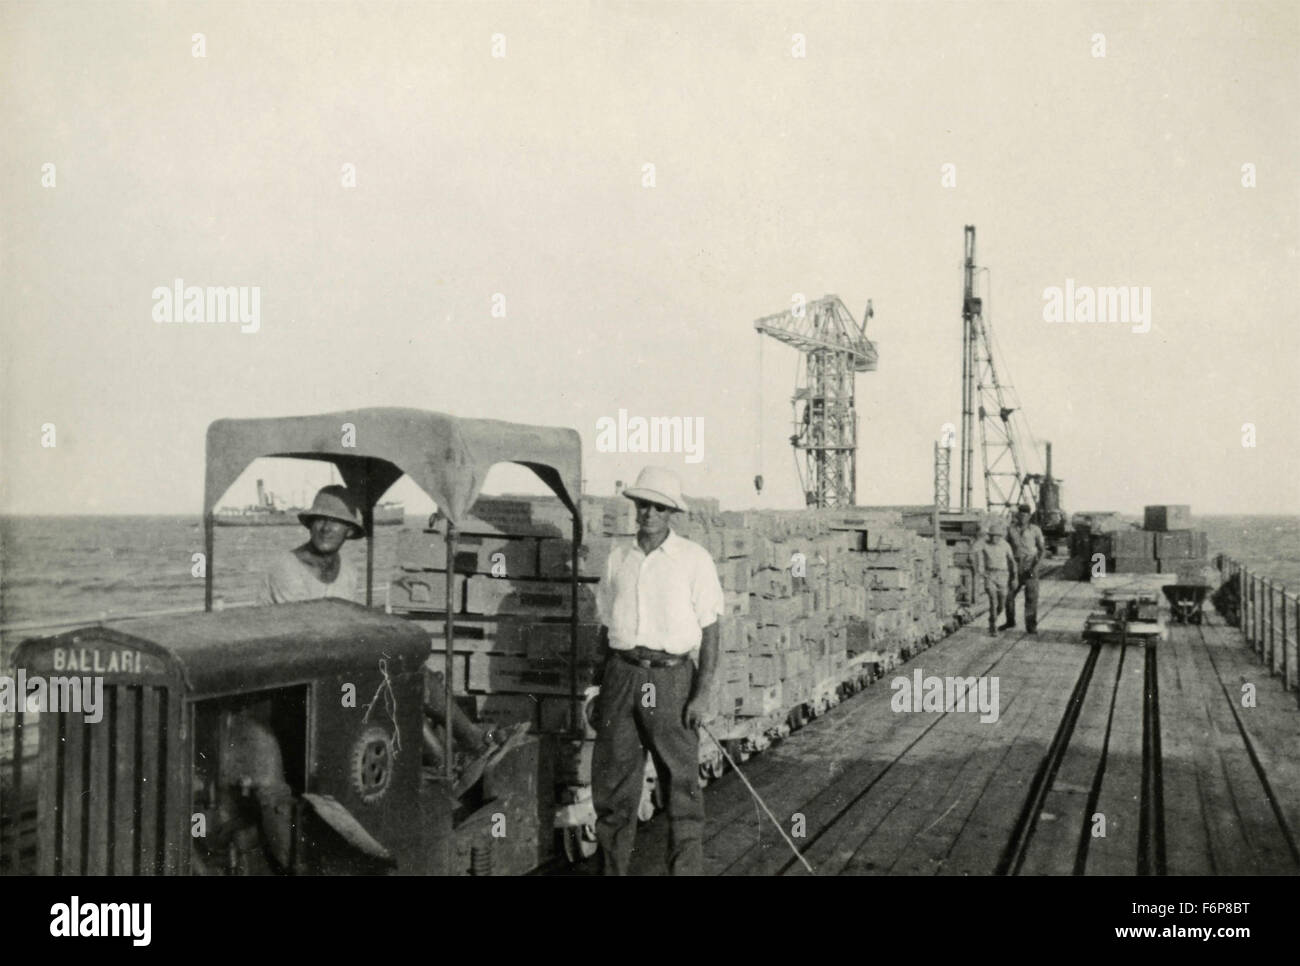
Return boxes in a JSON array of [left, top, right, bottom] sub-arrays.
[[592, 656, 704, 875], [1007, 571, 1039, 630], [985, 573, 1009, 632]]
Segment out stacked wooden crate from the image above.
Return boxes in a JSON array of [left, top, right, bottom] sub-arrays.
[[389, 493, 634, 731], [390, 494, 970, 734], [1144, 506, 1211, 581], [1068, 505, 1209, 579]]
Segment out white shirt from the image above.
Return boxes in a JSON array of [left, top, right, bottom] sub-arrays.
[[597, 530, 725, 655], [261, 549, 359, 605]]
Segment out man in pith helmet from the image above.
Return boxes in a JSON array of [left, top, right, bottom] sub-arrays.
[[592, 466, 725, 875], [975, 518, 1018, 637], [260, 484, 363, 604]]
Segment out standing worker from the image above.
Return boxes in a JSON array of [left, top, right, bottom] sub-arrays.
[[975, 519, 1018, 637], [591, 466, 725, 875], [1006, 504, 1046, 633]]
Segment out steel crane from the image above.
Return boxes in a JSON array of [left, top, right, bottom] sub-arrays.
[[754, 295, 879, 508]]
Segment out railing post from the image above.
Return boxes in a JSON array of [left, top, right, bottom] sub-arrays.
[[1294, 595, 1300, 704], [1238, 564, 1246, 635], [1245, 570, 1253, 650], [1267, 580, 1276, 672], [1281, 587, 1288, 688], [1252, 574, 1261, 656]]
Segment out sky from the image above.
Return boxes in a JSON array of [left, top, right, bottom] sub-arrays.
[[2, 0, 1297, 517]]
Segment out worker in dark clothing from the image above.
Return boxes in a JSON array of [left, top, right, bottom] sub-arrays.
[[1006, 504, 1046, 633]]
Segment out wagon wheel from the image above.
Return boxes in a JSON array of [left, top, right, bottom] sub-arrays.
[[561, 824, 599, 863]]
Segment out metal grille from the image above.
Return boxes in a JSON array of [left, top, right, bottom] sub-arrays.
[[21, 685, 182, 875]]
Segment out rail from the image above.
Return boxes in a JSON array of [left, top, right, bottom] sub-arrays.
[[1216, 555, 1299, 706]]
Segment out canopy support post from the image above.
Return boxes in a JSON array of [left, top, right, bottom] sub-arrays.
[[204, 512, 214, 612], [444, 523, 458, 781], [571, 511, 581, 732]]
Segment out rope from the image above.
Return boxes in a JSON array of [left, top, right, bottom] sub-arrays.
[[701, 722, 816, 874], [363, 656, 401, 758]]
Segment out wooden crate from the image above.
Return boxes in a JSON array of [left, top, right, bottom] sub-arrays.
[[464, 575, 598, 620], [741, 682, 783, 716], [389, 572, 465, 613], [1143, 505, 1192, 531], [467, 653, 599, 695]]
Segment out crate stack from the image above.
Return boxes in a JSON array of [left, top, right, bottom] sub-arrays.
[[869, 506, 984, 607], [389, 493, 634, 731], [1068, 505, 1209, 580], [389, 494, 972, 734], [1144, 505, 1212, 582]]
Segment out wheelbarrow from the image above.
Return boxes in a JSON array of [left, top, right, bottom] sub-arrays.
[[1161, 584, 1209, 624]]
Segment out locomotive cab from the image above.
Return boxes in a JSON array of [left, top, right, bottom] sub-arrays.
[[9, 600, 435, 875]]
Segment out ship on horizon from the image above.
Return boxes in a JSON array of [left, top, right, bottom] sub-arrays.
[[214, 479, 404, 527]]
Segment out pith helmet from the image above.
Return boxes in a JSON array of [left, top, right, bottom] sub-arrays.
[[299, 485, 364, 538], [622, 466, 687, 512]]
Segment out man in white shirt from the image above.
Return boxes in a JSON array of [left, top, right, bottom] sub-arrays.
[[260, 485, 362, 604], [592, 466, 725, 875]]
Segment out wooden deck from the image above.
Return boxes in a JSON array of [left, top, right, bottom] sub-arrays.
[[610, 577, 1300, 875]]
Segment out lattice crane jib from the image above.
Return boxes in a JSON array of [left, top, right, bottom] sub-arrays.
[[960, 226, 1035, 515], [754, 295, 878, 508]]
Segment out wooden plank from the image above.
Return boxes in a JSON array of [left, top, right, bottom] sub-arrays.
[[1180, 619, 1298, 871], [1153, 634, 1215, 875], [1083, 641, 1146, 875], [1164, 624, 1280, 873], [846, 674, 1046, 875], [904, 643, 1089, 876], [891, 586, 1090, 876], [112, 686, 138, 875], [900, 584, 1097, 876], [706, 582, 1079, 875], [1016, 643, 1120, 875], [1195, 614, 1300, 850], [623, 579, 1078, 875]]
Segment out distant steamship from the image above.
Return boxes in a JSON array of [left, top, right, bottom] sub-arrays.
[[215, 479, 404, 527]]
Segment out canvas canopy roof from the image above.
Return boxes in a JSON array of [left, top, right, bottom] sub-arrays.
[[205, 407, 582, 527]]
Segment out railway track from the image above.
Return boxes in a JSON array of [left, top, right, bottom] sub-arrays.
[[996, 636, 1166, 875]]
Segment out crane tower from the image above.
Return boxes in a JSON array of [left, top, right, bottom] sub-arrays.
[[754, 295, 879, 508]]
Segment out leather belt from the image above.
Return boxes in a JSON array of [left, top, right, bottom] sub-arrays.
[[615, 649, 685, 669]]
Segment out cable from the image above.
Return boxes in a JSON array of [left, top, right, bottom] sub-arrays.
[[701, 722, 816, 874]]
